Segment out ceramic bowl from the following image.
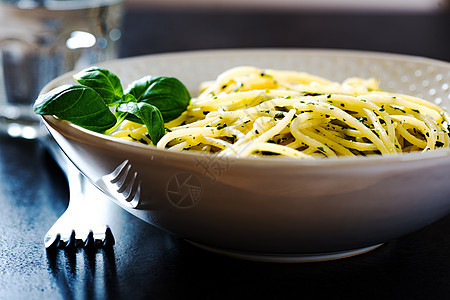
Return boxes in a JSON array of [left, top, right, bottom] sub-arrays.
[[41, 49, 450, 262]]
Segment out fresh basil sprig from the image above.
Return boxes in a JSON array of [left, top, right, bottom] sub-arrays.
[[34, 67, 191, 145]]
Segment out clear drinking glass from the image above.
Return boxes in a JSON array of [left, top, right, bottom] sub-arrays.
[[0, 0, 123, 139]]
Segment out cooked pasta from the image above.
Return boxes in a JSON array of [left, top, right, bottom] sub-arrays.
[[110, 66, 450, 159]]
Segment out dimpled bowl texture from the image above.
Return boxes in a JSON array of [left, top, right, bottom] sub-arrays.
[[41, 49, 450, 262]]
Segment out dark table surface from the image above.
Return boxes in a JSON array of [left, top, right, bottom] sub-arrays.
[[1, 7, 450, 300]]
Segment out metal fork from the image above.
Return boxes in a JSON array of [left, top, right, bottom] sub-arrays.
[[42, 135, 115, 250]]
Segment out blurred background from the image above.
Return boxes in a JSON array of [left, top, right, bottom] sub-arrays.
[[127, 0, 449, 12], [119, 0, 450, 61]]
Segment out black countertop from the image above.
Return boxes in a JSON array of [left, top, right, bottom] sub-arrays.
[[1, 7, 450, 299]]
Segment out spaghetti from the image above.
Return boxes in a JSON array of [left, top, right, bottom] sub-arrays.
[[110, 66, 450, 158]]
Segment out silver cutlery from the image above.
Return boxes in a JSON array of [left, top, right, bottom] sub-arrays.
[[41, 135, 115, 250]]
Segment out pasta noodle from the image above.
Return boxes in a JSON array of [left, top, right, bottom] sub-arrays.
[[110, 66, 450, 159]]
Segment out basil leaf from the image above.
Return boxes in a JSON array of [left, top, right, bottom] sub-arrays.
[[117, 102, 165, 145], [73, 67, 123, 105], [125, 76, 190, 122], [34, 84, 117, 133], [113, 93, 137, 120], [124, 75, 154, 101]]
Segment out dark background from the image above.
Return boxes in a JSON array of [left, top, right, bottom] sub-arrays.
[[1, 6, 450, 299], [121, 10, 450, 61]]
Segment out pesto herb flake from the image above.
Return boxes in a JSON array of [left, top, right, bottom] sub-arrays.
[[217, 123, 228, 130]]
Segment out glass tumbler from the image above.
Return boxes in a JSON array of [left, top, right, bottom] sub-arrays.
[[0, 0, 123, 139]]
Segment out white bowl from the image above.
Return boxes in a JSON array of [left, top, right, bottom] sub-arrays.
[[41, 49, 450, 262]]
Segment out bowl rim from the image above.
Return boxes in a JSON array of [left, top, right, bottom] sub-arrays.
[[41, 48, 450, 169]]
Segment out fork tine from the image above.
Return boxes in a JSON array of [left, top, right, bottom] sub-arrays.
[[45, 233, 61, 250], [103, 226, 115, 247], [46, 228, 116, 250], [84, 231, 95, 250], [64, 230, 77, 250]]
